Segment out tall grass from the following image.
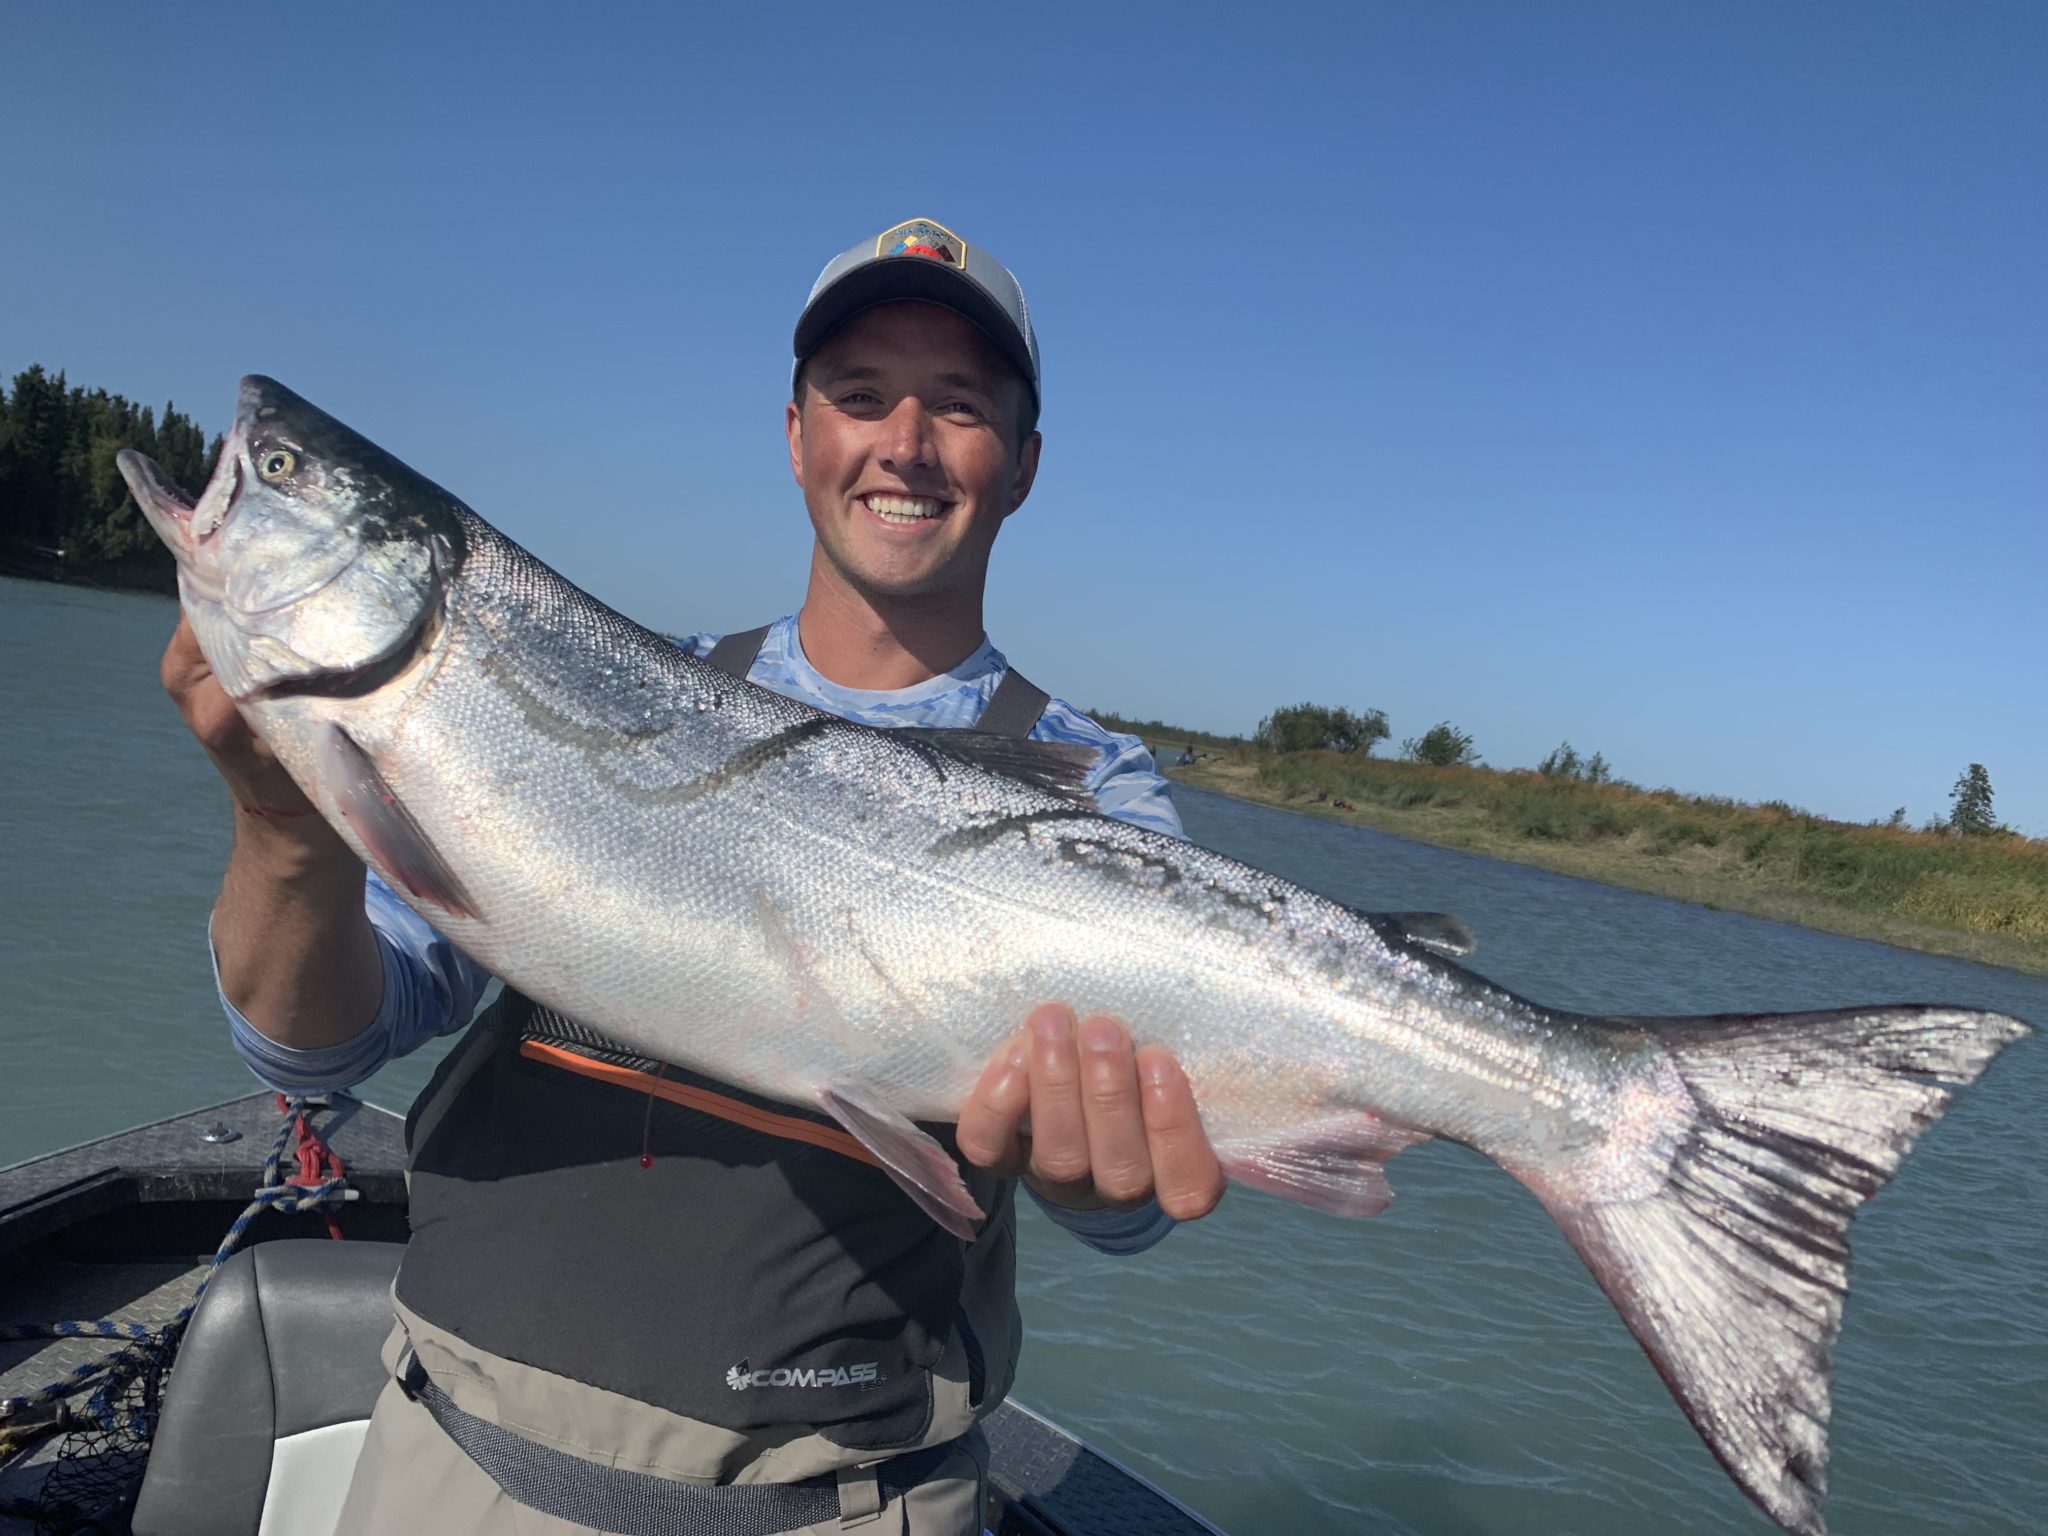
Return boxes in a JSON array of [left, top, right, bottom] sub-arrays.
[[1252, 754, 2048, 942]]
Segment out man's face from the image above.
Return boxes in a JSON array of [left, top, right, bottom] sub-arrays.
[[787, 301, 1040, 607]]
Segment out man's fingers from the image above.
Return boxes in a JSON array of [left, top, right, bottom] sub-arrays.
[[162, 615, 246, 748], [967, 1008, 1227, 1224], [160, 614, 318, 815], [1077, 1016, 1153, 1209], [160, 613, 205, 693], [957, 1034, 1031, 1177], [1021, 1003, 1094, 1201], [1137, 1045, 1226, 1221]]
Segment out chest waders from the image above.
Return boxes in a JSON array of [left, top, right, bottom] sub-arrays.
[[387, 630, 1050, 1531]]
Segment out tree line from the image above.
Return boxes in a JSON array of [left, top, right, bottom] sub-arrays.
[[0, 364, 221, 592], [1252, 702, 1497, 770], [1248, 700, 2010, 835]]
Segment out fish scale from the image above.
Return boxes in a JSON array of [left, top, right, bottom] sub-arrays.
[[119, 375, 2030, 1536]]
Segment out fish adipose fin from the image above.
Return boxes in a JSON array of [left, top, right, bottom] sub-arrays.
[[1539, 1005, 2028, 1536], [1219, 1114, 1433, 1217], [818, 1083, 987, 1240], [318, 726, 478, 919], [1355, 909, 1478, 958]]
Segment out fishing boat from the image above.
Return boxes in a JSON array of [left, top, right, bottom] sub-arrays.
[[1, 1092, 1226, 1536]]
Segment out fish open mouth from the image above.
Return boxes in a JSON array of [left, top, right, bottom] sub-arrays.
[[118, 446, 245, 561], [116, 449, 197, 528]]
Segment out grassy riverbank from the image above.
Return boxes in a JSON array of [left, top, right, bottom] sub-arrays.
[[1152, 748, 2048, 977]]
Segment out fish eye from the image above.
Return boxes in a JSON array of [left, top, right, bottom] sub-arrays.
[[258, 449, 297, 482]]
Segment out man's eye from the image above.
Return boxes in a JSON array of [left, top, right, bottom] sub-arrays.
[[940, 401, 984, 420]]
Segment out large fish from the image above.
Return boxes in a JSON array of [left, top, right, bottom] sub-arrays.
[[122, 378, 2025, 1536]]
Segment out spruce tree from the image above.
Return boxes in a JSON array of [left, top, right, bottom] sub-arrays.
[[1949, 765, 1997, 836]]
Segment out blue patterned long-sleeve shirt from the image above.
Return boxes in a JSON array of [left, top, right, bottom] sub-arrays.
[[222, 615, 1183, 1255]]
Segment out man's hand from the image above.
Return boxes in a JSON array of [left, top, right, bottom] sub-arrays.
[[957, 1003, 1226, 1221], [162, 615, 325, 826], [163, 615, 381, 1050]]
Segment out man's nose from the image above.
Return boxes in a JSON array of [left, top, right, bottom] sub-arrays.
[[878, 398, 936, 471]]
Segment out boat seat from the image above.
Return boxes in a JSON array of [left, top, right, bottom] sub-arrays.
[[131, 1238, 405, 1536]]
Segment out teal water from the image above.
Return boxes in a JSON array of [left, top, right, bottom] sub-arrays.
[[3, 576, 2043, 1535]]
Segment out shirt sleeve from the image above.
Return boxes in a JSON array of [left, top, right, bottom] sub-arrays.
[[1031, 700, 1185, 839], [1084, 733, 1184, 837], [1024, 1189, 1180, 1255], [221, 870, 493, 1094]]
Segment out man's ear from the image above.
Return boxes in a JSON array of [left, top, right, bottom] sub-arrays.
[[1005, 430, 1042, 518], [785, 399, 805, 487]]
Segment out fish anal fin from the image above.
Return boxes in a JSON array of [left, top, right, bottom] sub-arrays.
[[1219, 1115, 1432, 1218], [317, 726, 478, 919], [818, 1083, 986, 1239]]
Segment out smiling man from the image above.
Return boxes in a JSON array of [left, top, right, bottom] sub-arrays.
[[752, 225, 1223, 1229], [789, 301, 1032, 665], [165, 218, 1223, 1536]]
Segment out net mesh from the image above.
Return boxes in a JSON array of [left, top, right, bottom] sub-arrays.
[[3, 1342, 168, 1532]]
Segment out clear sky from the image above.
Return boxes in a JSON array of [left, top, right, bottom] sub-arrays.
[[8, 3, 2043, 833]]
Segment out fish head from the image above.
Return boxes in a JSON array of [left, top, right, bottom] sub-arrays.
[[119, 375, 466, 701]]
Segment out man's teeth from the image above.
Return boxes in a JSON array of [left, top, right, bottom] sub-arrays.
[[866, 494, 943, 524]]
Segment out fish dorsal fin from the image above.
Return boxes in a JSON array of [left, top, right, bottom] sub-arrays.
[[817, 1082, 987, 1239], [1355, 909, 1478, 958], [895, 729, 1098, 805]]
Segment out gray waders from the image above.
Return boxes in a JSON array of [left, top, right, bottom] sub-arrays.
[[339, 630, 1047, 1536]]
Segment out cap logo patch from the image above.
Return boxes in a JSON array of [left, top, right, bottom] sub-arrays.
[[876, 217, 968, 269]]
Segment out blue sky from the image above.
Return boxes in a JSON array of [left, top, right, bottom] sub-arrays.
[[8, 3, 2043, 832]]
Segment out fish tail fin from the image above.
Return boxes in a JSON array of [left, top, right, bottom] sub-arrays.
[[1533, 1005, 2027, 1536]]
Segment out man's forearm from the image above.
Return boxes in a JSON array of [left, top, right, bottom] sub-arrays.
[[212, 813, 383, 1050]]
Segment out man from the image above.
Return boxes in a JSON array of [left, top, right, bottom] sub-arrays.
[[163, 217, 1224, 1535]]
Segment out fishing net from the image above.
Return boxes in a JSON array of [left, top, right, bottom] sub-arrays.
[[0, 1343, 167, 1534]]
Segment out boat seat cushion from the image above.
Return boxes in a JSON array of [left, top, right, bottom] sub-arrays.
[[132, 1238, 405, 1536]]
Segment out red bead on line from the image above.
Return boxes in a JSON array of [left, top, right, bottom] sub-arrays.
[[639, 1153, 654, 1170]]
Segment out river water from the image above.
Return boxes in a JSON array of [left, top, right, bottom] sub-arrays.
[[3, 576, 2043, 1535]]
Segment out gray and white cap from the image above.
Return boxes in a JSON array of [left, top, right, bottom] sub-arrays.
[[794, 218, 1040, 407]]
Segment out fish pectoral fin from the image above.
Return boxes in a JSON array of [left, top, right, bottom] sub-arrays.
[[1217, 1115, 1432, 1218], [317, 726, 478, 919], [817, 1084, 986, 1240], [1352, 909, 1478, 958]]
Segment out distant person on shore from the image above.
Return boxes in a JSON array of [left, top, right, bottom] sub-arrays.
[[1176, 743, 1197, 765]]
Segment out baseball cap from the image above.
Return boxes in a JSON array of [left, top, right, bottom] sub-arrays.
[[793, 217, 1040, 408]]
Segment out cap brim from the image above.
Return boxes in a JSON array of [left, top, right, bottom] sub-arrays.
[[794, 258, 1037, 404]]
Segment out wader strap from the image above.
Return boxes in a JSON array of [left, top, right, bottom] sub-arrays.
[[397, 1352, 952, 1536], [702, 621, 1050, 738], [969, 668, 1048, 739], [704, 625, 774, 682], [834, 1463, 883, 1526]]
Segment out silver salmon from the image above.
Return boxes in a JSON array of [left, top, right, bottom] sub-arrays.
[[121, 377, 2027, 1536]]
